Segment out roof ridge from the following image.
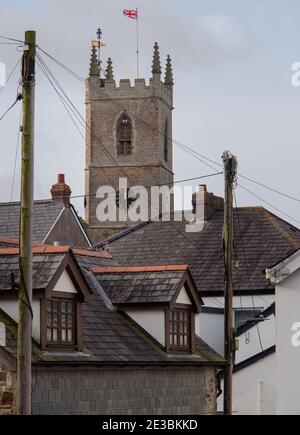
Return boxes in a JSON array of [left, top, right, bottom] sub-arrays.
[[0, 199, 59, 206], [0, 237, 19, 245], [95, 220, 152, 249], [92, 265, 189, 274], [0, 245, 112, 258]]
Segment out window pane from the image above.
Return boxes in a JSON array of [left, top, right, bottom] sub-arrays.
[[52, 328, 58, 342], [68, 329, 73, 343], [46, 299, 75, 346], [169, 309, 191, 350], [61, 328, 66, 342]]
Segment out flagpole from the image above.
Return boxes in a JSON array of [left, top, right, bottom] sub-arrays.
[[136, 7, 139, 78]]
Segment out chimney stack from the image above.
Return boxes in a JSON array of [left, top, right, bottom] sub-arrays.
[[192, 185, 224, 220], [51, 174, 72, 205]]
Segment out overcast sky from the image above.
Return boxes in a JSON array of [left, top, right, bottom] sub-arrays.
[[1, 0, 300, 225]]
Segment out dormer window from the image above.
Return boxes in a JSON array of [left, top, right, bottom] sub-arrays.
[[93, 265, 202, 355], [117, 114, 133, 155], [47, 298, 76, 346], [169, 308, 191, 350]]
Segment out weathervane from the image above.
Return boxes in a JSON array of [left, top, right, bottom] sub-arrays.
[[91, 28, 106, 78]]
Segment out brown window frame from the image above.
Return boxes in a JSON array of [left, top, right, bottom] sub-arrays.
[[166, 305, 194, 352], [46, 296, 77, 348]]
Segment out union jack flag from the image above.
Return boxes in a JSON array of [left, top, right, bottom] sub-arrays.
[[123, 9, 138, 19]]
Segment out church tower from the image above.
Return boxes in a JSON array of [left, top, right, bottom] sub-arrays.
[[85, 42, 174, 242]]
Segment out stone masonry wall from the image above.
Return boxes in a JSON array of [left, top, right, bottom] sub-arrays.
[[32, 367, 217, 415], [0, 362, 15, 415]]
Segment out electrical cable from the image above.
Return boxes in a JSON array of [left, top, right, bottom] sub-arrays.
[[0, 92, 22, 121], [35, 46, 300, 212], [233, 189, 264, 352], [36, 53, 221, 256], [238, 184, 300, 225], [0, 35, 24, 43], [0, 57, 22, 94], [10, 105, 22, 201]]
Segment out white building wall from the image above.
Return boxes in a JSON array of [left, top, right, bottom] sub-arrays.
[[276, 268, 300, 415], [235, 314, 275, 364], [126, 309, 166, 346], [202, 295, 274, 357], [176, 286, 192, 305], [198, 311, 224, 356], [0, 299, 41, 341], [0, 322, 5, 346], [126, 288, 194, 347], [217, 353, 276, 415], [53, 270, 77, 294]]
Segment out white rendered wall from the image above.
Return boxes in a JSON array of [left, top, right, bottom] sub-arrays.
[[176, 286, 192, 305], [235, 313, 275, 364], [198, 311, 224, 356], [53, 270, 77, 294], [276, 268, 300, 415], [0, 299, 41, 341], [202, 295, 275, 356], [0, 322, 5, 346], [126, 309, 166, 346], [217, 353, 276, 415], [126, 288, 193, 347]]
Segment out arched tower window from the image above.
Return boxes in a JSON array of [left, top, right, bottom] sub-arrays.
[[117, 114, 133, 156], [164, 118, 168, 162]]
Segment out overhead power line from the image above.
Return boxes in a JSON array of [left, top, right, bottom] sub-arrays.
[[238, 184, 300, 225], [0, 93, 22, 122], [0, 35, 25, 43], [233, 189, 264, 353], [36, 52, 217, 255], [36, 46, 300, 209], [0, 58, 22, 94]]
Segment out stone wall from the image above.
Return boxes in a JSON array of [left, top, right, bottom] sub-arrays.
[[32, 366, 217, 415], [0, 356, 15, 415]]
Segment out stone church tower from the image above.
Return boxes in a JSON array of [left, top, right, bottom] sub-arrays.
[[85, 43, 174, 242]]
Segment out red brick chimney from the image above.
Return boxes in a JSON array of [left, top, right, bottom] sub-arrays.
[[51, 174, 72, 205], [192, 184, 224, 220]]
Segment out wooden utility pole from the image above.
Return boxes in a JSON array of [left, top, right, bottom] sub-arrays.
[[17, 30, 36, 415], [222, 151, 238, 416]]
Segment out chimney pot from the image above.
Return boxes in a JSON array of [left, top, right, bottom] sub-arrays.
[[51, 174, 71, 205], [57, 174, 65, 184]]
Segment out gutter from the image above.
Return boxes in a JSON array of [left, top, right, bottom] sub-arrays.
[[33, 360, 226, 369]]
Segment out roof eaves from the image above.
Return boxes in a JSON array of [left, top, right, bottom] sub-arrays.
[[236, 302, 275, 337], [266, 248, 300, 284], [42, 205, 65, 244], [69, 204, 93, 248], [233, 346, 276, 373]]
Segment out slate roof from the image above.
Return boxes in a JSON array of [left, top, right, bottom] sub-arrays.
[[0, 251, 65, 291], [96, 207, 300, 296], [93, 266, 188, 305], [0, 200, 63, 244], [0, 246, 113, 292], [0, 248, 224, 366]]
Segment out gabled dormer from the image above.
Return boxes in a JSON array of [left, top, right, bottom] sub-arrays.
[[0, 247, 92, 352], [92, 265, 202, 354]]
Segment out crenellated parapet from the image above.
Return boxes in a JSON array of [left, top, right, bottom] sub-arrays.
[[86, 42, 174, 108]]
